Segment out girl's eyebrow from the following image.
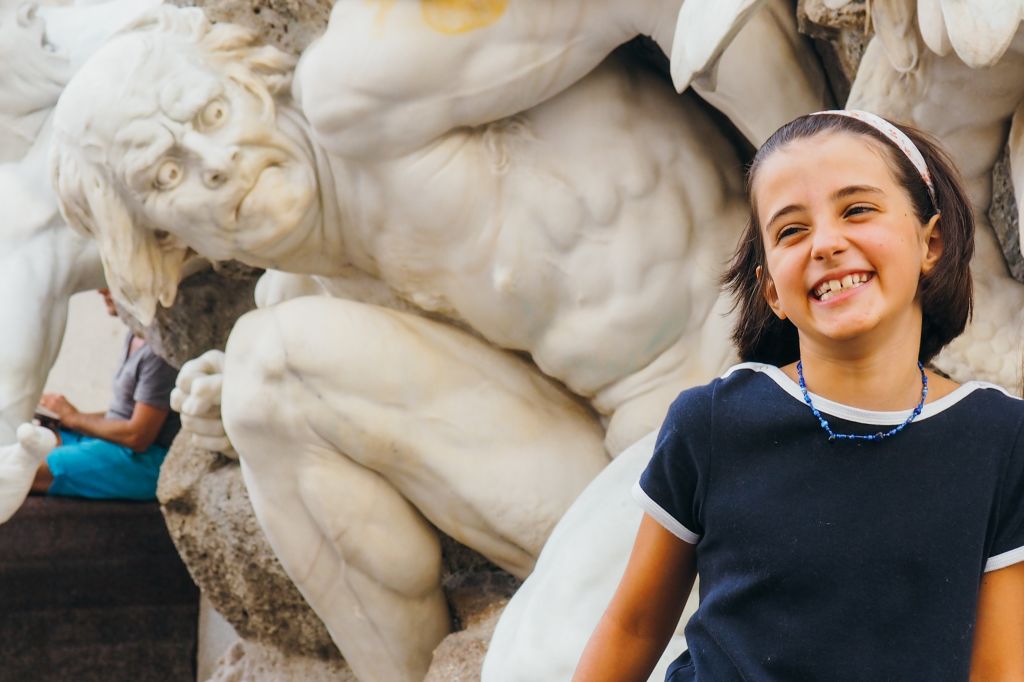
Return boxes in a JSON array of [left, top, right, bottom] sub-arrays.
[[832, 184, 884, 200], [765, 185, 885, 230]]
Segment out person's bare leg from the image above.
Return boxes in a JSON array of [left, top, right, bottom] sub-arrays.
[[30, 462, 53, 494]]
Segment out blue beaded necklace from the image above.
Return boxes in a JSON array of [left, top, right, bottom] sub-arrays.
[[796, 360, 928, 442]]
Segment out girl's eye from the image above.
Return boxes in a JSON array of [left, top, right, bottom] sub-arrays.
[[777, 225, 803, 241], [154, 160, 183, 190], [844, 205, 873, 218], [197, 98, 229, 129]]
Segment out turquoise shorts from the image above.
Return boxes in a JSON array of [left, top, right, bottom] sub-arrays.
[[46, 429, 168, 500]]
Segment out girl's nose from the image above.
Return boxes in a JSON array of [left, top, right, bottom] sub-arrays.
[[810, 221, 848, 261]]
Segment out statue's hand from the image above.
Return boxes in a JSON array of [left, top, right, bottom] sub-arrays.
[[171, 350, 236, 458]]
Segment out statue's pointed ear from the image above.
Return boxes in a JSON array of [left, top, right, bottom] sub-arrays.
[[244, 45, 296, 96], [670, 0, 769, 93]]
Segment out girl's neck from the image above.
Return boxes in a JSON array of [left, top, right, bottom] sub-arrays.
[[785, 349, 926, 412]]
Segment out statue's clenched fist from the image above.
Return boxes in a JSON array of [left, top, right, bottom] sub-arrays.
[[171, 350, 236, 458]]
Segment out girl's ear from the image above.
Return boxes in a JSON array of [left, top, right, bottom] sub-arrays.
[[920, 212, 943, 275], [756, 265, 787, 320]]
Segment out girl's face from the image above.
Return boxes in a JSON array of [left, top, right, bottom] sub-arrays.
[[753, 131, 942, 358]]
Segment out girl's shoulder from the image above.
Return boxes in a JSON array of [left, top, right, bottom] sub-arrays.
[[946, 377, 1024, 413], [663, 362, 790, 426]]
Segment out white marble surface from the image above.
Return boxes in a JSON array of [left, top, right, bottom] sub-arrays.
[[0, 0, 162, 445]]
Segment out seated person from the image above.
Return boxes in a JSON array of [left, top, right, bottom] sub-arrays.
[[29, 289, 180, 500]]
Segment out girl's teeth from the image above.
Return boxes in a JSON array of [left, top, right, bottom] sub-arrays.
[[815, 273, 869, 299]]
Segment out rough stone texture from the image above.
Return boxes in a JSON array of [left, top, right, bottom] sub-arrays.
[[208, 639, 358, 682], [119, 262, 262, 369], [158, 436, 343, 662], [170, 0, 333, 55], [988, 146, 1024, 283], [798, 0, 869, 105], [159, 435, 521, 680], [426, 573, 516, 682]]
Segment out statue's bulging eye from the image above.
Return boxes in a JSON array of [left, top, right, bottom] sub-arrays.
[[154, 160, 183, 190], [198, 98, 229, 129]]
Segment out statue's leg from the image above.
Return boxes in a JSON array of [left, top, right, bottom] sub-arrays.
[[483, 433, 694, 682], [220, 296, 607, 681], [0, 224, 103, 442], [221, 312, 448, 682]]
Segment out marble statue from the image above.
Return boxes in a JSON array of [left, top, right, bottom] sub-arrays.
[[49, 2, 829, 680], [0, 0, 163, 521]]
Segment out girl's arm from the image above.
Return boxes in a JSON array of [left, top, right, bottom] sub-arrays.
[[970, 561, 1024, 681], [573, 514, 697, 682]]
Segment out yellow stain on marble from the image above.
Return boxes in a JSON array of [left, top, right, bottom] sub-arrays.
[[421, 0, 508, 34], [367, 0, 397, 30]]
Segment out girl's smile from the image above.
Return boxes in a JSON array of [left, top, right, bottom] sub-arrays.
[[811, 271, 873, 303]]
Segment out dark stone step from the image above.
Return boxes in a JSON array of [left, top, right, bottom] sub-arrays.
[[0, 496, 199, 682]]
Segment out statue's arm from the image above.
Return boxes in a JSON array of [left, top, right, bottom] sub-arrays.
[[296, 0, 632, 158]]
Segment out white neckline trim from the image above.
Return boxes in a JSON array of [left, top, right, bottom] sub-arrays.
[[724, 362, 1015, 426]]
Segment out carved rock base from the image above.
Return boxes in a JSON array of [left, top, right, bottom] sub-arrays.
[[208, 639, 357, 682], [159, 435, 520, 681]]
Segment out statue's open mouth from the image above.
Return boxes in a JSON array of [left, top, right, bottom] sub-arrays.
[[233, 163, 281, 225]]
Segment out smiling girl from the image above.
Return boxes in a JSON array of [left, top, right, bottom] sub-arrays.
[[573, 111, 1024, 681]]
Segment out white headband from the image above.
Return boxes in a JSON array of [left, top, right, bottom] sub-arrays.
[[809, 109, 937, 210]]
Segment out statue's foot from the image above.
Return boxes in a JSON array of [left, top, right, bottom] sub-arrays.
[[17, 422, 57, 459], [0, 423, 57, 525]]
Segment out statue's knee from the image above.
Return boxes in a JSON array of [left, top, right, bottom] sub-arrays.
[[222, 308, 292, 431]]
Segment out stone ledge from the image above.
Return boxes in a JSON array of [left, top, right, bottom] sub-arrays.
[[0, 496, 200, 682]]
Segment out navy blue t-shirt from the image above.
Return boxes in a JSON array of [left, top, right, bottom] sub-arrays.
[[634, 363, 1024, 682]]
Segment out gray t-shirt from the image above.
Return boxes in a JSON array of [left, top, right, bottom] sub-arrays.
[[105, 333, 181, 448]]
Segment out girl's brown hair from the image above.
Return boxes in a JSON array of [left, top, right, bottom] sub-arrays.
[[722, 113, 974, 366]]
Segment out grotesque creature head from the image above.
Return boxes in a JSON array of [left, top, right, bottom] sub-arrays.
[[51, 6, 316, 323]]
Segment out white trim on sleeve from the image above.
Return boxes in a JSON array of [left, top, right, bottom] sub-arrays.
[[985, 545, 1024, 572], [631, 481, 701, 544]]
